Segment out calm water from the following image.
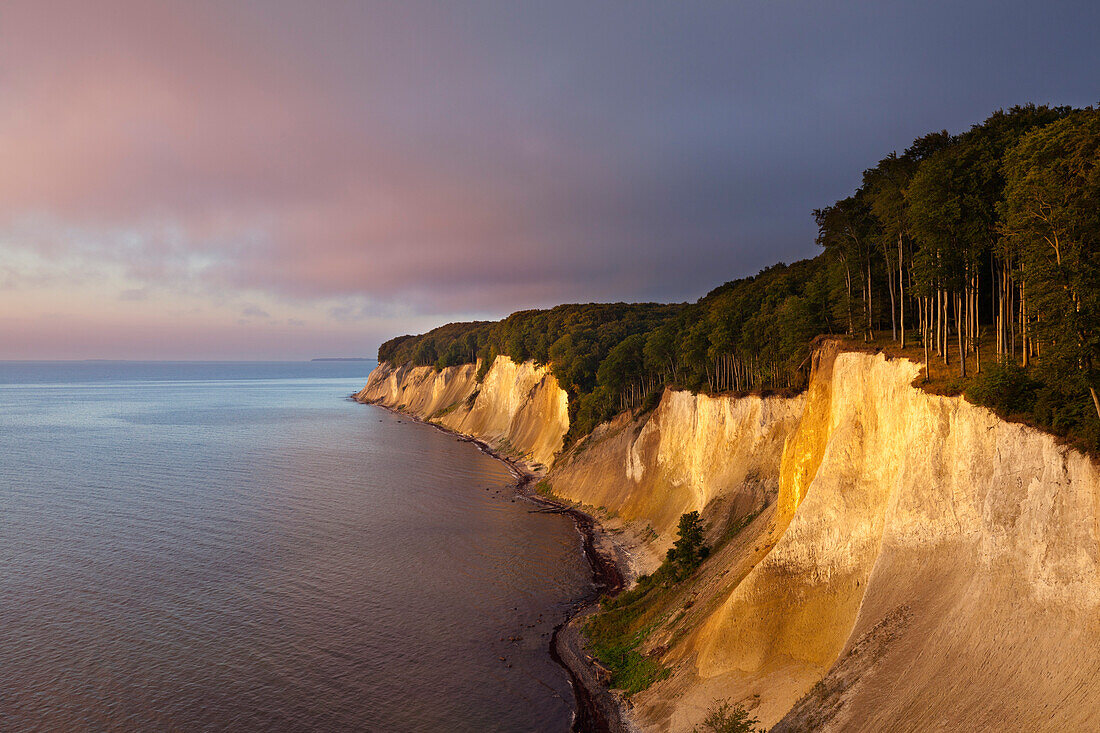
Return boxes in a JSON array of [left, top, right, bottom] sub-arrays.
[[0, 362, 591, 731]]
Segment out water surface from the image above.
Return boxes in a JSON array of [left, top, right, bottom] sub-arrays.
[[0, 361, 591, 731]]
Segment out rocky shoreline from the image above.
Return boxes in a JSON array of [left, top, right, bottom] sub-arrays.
[[495, 459, 634, 733], [356, 397, 635, 733]]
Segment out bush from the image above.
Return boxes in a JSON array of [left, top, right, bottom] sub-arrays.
[[584, 590, 671, 695], [583, 511, 712, 695], [1031, 380, 1100, 452], [693, 700, 763, 733], [965, 359, 1038, 416], [963, 360, 1099, 452]]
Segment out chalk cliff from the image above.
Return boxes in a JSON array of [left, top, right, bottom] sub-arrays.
[[550, 389, 804, 543], [359, 346, 1100, 731], [544, 345, 1100, 732], [356, 355, 569, 470]]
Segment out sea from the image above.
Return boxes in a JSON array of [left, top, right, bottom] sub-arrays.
[[0, 361, 593, 731]]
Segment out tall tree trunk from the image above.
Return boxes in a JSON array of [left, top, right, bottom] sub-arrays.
[[942, 290, 949, 365], [975, 272, 982, 372], [933, 289, 939, 356], [844, 261, 854, 336], [868, 263, 875, 341], [1010, 260, 1017, 358], [898, 232, 905, 348], [936, 290, 942, 359], [956, 292, 966, 378], [1021, 280, 1029, 369], [882, 237, 897, 341], [922, 295, 930, 380], [997, 257, 1004, 355]]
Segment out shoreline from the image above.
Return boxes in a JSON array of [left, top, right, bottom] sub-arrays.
[[356, 396, 634, 733], [465, 436, 633, 733]]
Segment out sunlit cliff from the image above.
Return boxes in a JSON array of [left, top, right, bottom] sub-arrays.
[[356, 355, 568, 470], [359, 344, 1100, 731]]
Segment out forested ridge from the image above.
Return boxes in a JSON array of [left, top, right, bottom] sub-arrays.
[[379, 104, 1100, 450]]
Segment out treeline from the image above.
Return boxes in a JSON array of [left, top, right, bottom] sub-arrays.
[[377, 259, 831, 440], [816, 104, 1099, 448], [378, 104, 1099, 450]]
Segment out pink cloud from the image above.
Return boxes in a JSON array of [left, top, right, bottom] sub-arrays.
[[0, 0, 658, 329]]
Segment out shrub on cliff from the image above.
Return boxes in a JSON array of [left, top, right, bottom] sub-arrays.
[[693, 700, 763, 733], [965, 358, 1100, 451], [666, 511, 710, 579], [584, 511, 711, 696], [965, 358, 1038, 416]]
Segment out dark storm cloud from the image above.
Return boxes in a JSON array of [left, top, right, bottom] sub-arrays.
[[2, 0, 1098, 354]]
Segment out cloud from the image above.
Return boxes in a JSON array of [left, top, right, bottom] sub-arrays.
[[1, 0, 1098, 358], [241, 304, 271, 319]]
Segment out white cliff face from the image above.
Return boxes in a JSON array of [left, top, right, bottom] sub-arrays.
[[683, 351, 1100, 731], [356, 361, 479, 419], [356, 356, 568, 469], [549, 389, 805, 542], [762, 350, 1100, 733], [547, 348, 1100, 732]]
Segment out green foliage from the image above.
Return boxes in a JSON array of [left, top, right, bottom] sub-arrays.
[[584, 622, 671, 696], [693, 700, 764, 733], [584, 573, 672, 695], [1030, 379, 1099, 450], [1000, 108, 1100, 441], [583, 511, 712, 694], [665, 511, 710, 579], [432, 402, 460, 419], [378, 321, 492, 368], [584, 572, 671, 694], [816, 103, 1098, 450], [965, 359, 1038, 416], [378, 263, 829, 446], [721, 506, 762, 544]]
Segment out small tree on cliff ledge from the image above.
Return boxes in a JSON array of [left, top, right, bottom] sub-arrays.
[[667, 511, 710, 579], [693, 700, 763, 733]]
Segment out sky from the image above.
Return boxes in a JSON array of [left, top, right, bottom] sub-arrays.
[[1, 1, 1097, 360]]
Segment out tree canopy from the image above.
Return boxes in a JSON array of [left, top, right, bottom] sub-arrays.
[[379, 260, 830, 440]]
